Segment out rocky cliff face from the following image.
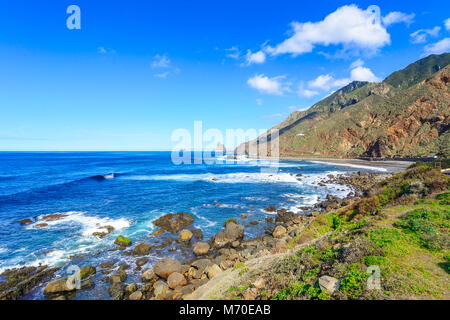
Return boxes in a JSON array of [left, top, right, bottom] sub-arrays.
[[236, 53, 450, 158]]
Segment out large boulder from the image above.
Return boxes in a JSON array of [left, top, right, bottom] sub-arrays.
[[275, 209, 305, 225], [167, 272, 187, 289], [177, 229, 193, 243], [193, 242, 210, 256], [153, 257, 182, 279], [133, 242, 151, 256], [272, 226, 287, 238], [114, 236, 132, 248], [212, 222, 244, 248], [141, 269, 157, 282], [206, 264, 222, 279], [43, 277, 76, 295], [152, 212, 194, 234], [79, 266, 96, 280]]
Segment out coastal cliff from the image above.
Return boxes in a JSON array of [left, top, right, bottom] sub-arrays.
[[236, 53, 450, 158]]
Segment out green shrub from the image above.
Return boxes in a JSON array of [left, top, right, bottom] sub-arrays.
[[340, 264, 369, 299]]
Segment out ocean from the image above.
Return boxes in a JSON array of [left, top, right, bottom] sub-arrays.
[[0, 151, 376, 299]]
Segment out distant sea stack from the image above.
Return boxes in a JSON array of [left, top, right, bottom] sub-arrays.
[[215, 142, 227, 154], [236, 53, 450, 158]]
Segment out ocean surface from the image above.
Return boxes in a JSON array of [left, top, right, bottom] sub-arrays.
[[0, 151, 380, 299]]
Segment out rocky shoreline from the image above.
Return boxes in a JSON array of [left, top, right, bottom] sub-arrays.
[[0, 171, 389, 300]]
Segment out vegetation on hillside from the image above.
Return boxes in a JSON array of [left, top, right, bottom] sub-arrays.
[[227, 166, 450, 300]]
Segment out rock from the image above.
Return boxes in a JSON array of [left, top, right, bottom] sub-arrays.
[[141, 269, 157, 282], [152, 212, 194, 234], [318, 276, 340, 295], [92, 225, 115, 238], [213, 222, 244, 248], [240, 214, 247, 219], [193, 242, 210, 256], [108, 283, 123, 299], [219, 260, 233, 270], [129, 290, 143, 300], [153, 257, 182, 279], [44, 277, 76, 295], [177, 229, 193, 243], [19, 218, 32, 225], [110, 270, 127, 284], [272, 225, 287, 238], [133, 242, 151, 256], [168, 246, 177, 252], [153, 229, 165, 236], [250, 220, 259, 225], [125, 283, 137, 294], [153, 280, 169, 298], [36, 223, 48, 228], [136, 257, 147, 267], [167, 272, 187, 289], [114, 236, 132, 248], [79, 266, 96, 280], [265, 217, 274, 223], [100, 260, 116, 269], [206, 264, 222, 279], [223, 218, 238, 227], [41, 213, 69, 221], [264, 206, 277, 212], [0, 265, 59, 300], [191, 228, 203, 240], [231, 241, 240, 248]]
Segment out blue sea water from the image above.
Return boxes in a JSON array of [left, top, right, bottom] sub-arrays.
[[0, 151, 367, 299]]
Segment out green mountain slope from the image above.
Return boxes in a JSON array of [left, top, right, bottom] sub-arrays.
[[236, 53, 450, 158]]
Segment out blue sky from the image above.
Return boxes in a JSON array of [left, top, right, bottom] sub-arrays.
[[0, 0, 449, 151]]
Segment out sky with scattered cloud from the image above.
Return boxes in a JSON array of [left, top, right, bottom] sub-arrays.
[[0, 0, 449, 150]]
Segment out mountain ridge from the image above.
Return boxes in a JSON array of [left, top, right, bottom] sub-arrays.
[[236, 53, 450, 158]]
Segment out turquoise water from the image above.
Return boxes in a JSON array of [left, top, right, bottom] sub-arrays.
[[0, 151, 363, 299]]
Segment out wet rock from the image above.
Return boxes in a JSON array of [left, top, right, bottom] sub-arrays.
[[110, 270, 127, 284], [272, 225, 287, 238], [80, 266, 96, 280], [0, 266, 59, 300], [191, 228, 203, 240], [141, 269, 157, 283], [136, 257, 147, 267], [133, 242, 151, 256], [264, 206, 276, 213], [193, 242, 210, 256], [36, 223, 48, 228], [153, 212, 194, 234], [41, 213, 69, 221], [167, 272, 187, 289], [265, 217, 274, 223], [19, 218, 32, 225], [318, 276, 340, 294], [206, 264, 222, 279], [100, 260, 116, 269], [114, 236, 132, 248], [250, 220, 259, 225], [177, 229, 193, 243], [44, 277, 76, 295], [153, 258, 182, 279], [240, 214, 247, 219], [168, 246, 177, 252]]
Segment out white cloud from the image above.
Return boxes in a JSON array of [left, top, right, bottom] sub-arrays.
[[350, 66, 381, 82], [423, 38, 450, 56], [98, 47, 116, 54], [225, 46, 240, 59], [256, 98, 263, 105], [305, 62, 380, 93], [244, 50, 266, 65], [445, 18, 450, 31], [410, 27, 441, 44], [154, 72, 169, 79], [350, 58, 365, 69], [297, 82, 319, 98], [382, 12, 415, 27], [266, 5, 391, 57], [152, 54, 171, 68], [247, 74, 289, 96]]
